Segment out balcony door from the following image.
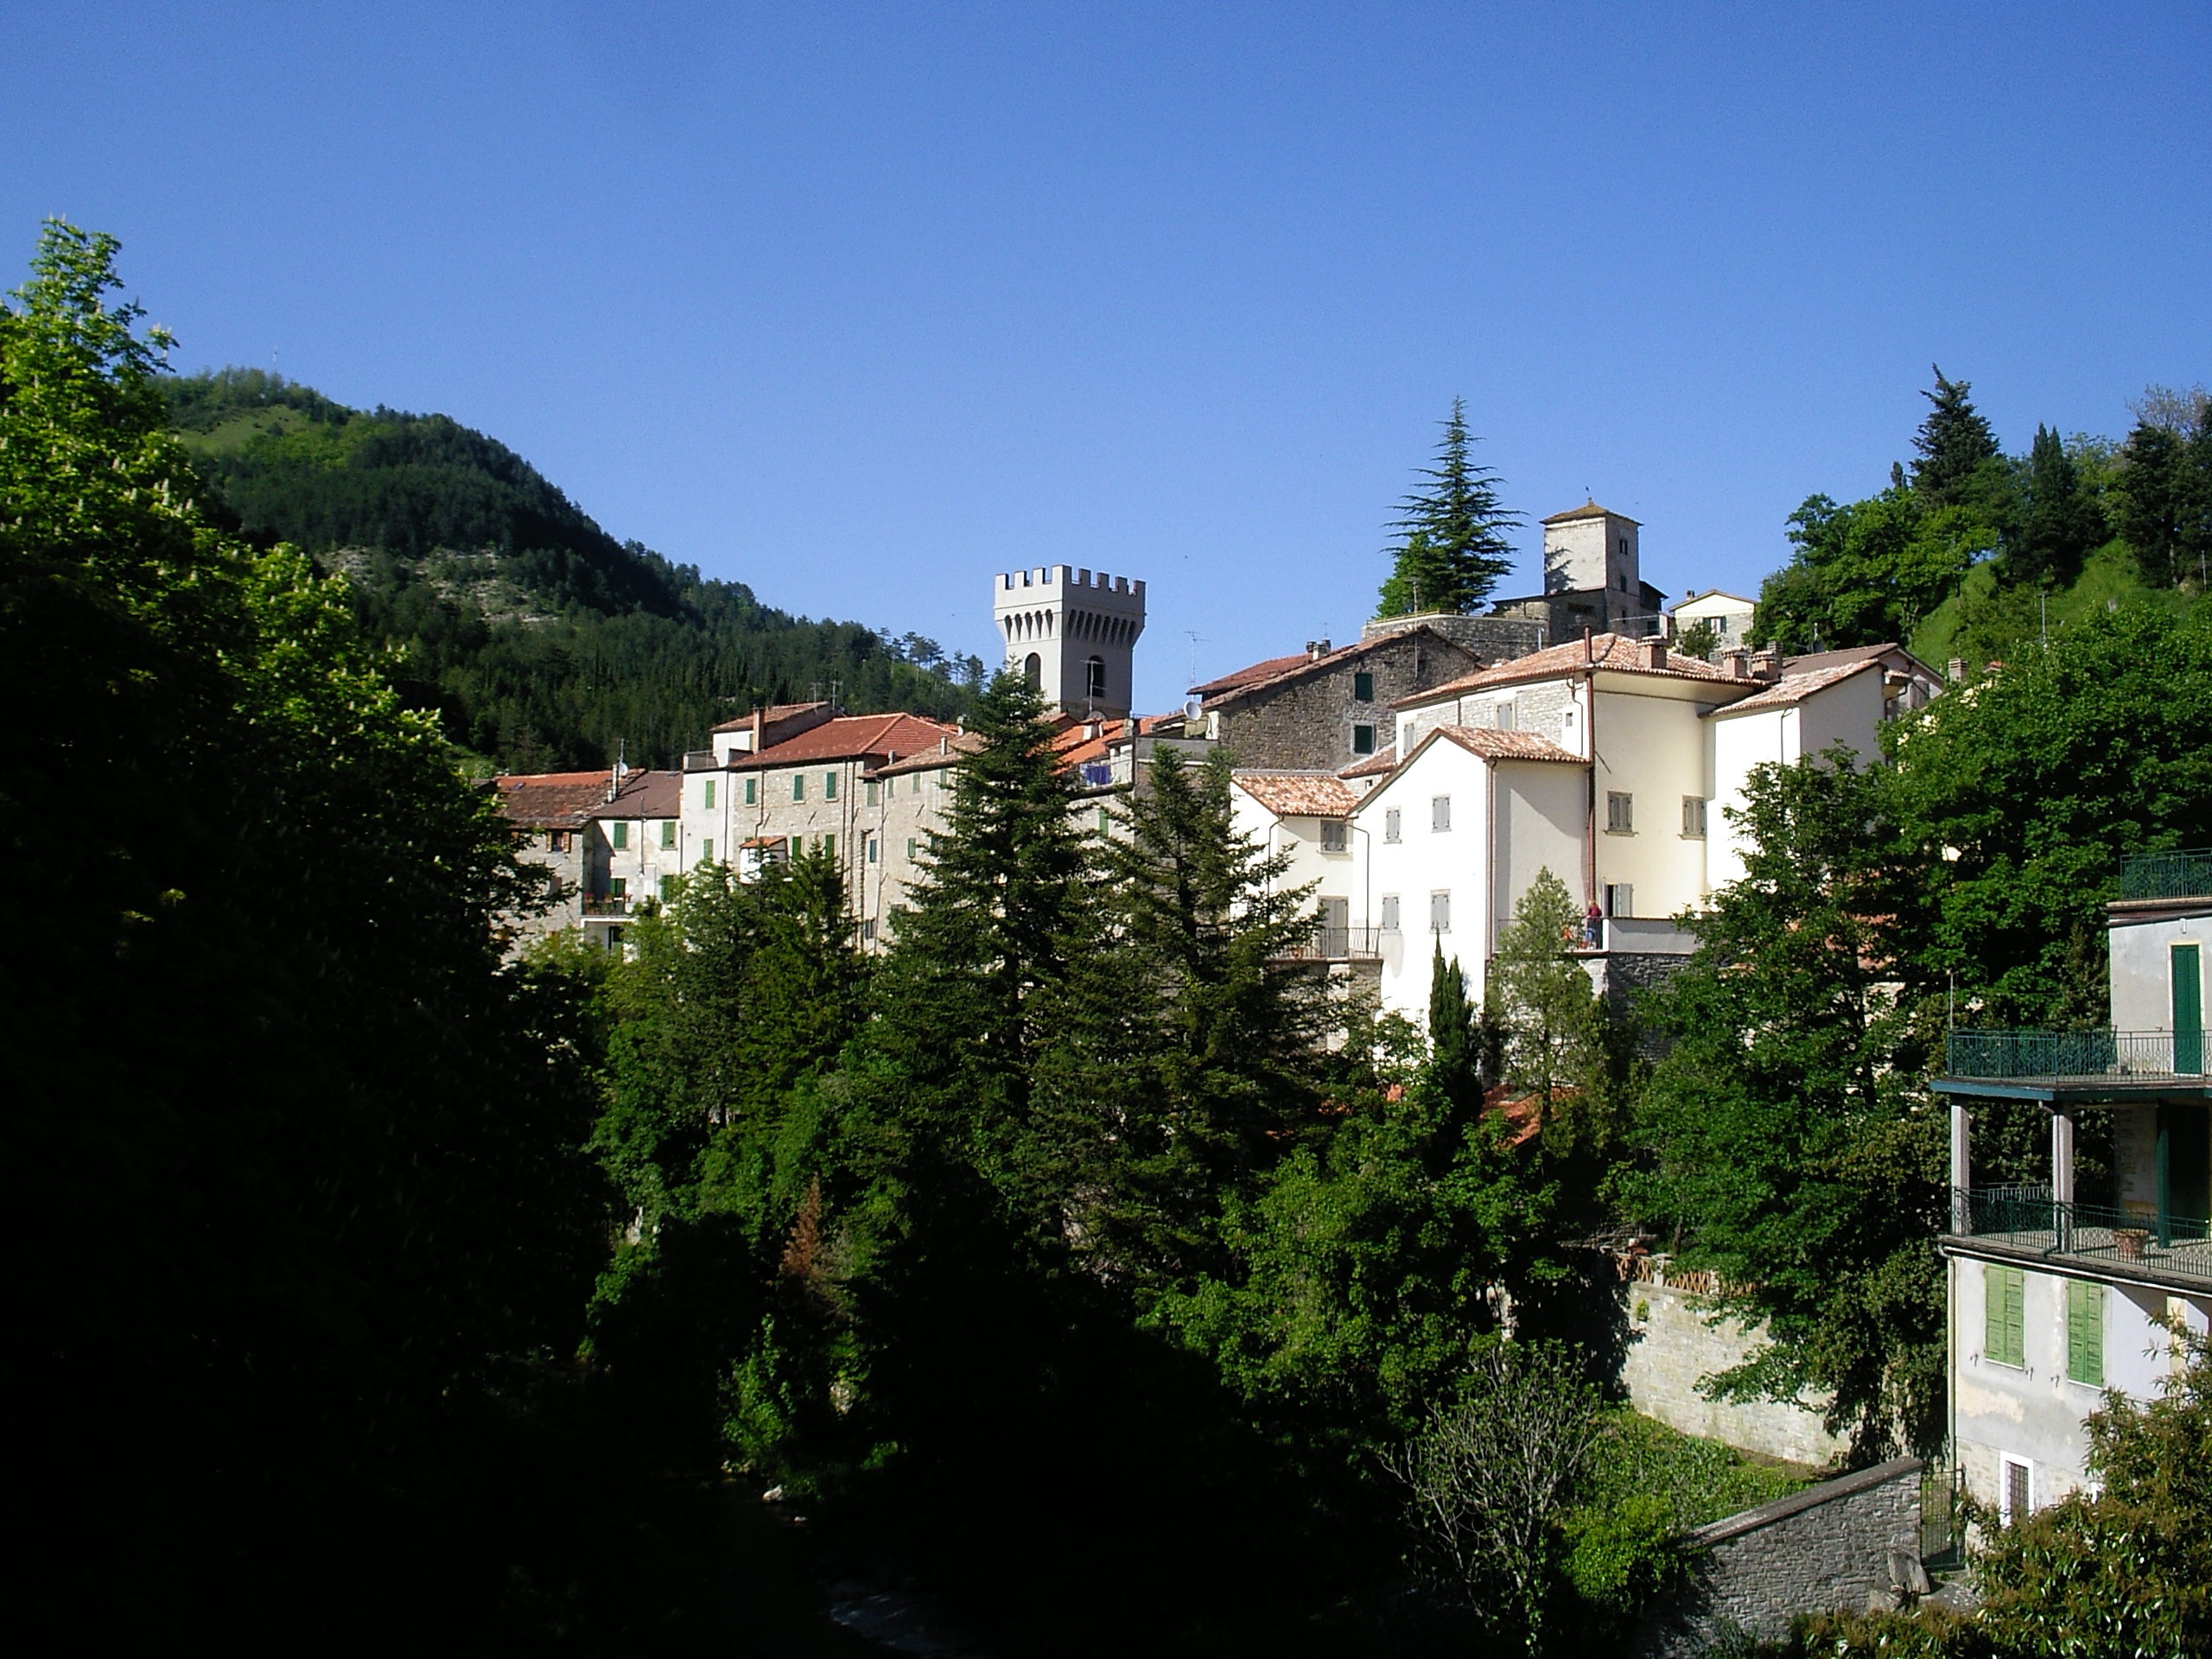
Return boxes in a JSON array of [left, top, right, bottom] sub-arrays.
[[2174, 943, 2202, 1075], [1319, 896, 1349, 959]]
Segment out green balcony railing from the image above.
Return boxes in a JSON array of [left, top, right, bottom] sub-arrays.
[[2118, 848, 2212, 902], [1956, 1186, 2212, 1281], [1944, 1028, 2199, 1082]]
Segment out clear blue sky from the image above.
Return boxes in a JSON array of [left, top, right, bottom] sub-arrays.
[[7, 3, 2208, 711]]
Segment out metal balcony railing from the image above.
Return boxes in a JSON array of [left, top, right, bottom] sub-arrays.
[[1943, 1028, 2202, 1082], [582, 896, 630, 918], [1277, 925, 1383, 963], [1952, 1187, 2212, 1288], [2117, 848, 2212, 902]]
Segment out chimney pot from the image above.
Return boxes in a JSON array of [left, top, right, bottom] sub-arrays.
[[1750, 647, 1782, 682], [1639, 637, 1668, 671], [1948, 657, 1966, 683], [1722, 646, 1751, 678]]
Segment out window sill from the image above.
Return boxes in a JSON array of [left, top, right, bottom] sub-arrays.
[[1604, 829, 1636, 837]]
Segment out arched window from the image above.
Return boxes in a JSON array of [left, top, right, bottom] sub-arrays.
[[1023, 652, 1042, 690], [1086, 655, 1107, 700]]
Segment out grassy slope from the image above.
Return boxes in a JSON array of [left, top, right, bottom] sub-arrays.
[[1909, 537, 2199, 669]]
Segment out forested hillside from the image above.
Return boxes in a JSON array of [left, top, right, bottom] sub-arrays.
[[166, 368, 977, 772]]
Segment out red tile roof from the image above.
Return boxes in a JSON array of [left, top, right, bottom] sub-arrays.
[[1540, 499, 1638, 526], [1395, 632, 1753, 707], [1427, 726, 1586, 765], [871, 731, 985, 778], [709, 700, 830, 735], [730, 712, 959, 768], [1196, 626, 1474, 708], [1707, 656, 1882, 715], [1232, 772, 1359, 818], [1340, 744, 1397, 779], [492, 768, 681, 827], [1190, 652, 1313, 697]]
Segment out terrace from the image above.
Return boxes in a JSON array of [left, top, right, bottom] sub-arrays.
[[1951, 1184, 2212, 1294]]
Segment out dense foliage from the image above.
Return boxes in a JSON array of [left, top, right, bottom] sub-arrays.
[[167, 366, 976, 772], [1377, 397, 1521, 617]]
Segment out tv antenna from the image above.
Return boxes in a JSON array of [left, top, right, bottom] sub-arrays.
[[1184, 630, 1205, 688]]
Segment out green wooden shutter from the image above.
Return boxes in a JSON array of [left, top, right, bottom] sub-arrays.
[[2173, 944, 2202, 1074], [2067, 1280, 2103, 1385], [1986, 1264, 2024, 1365]]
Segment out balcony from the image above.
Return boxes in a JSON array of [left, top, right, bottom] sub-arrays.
[[2117, 847, 2212, 903], [1949, 1185, 2212, 1294], [582, 896, 630, 918], [1277, 925, 1383, 963], [1942, 1028, 2201, 1084]]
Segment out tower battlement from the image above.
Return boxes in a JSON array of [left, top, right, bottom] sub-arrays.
[[992, 564, 1147, 717]]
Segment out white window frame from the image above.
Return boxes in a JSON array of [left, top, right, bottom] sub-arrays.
[[1681, 795, 1707, 837], [1606, 791, 1633, 835]]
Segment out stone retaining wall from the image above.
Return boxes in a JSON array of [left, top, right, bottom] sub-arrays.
[[1618, 1270, 1849, 1467], [1637, 1458, 1923, 1656]]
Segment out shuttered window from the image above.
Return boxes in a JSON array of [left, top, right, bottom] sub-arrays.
[[1384, 809, 1402, 843], [1431, 795, 1452, 833], [792, 774, 805, 802], [1429, 891, 1451, 934], [1352, 723, 1376, 754], [2066, 1279, 2103, 1386], [825, 772, 838, 801], [1606, 791, 1633, 833], [660, 819, 677, 849], [1353, 671, 1374, 702], [703, 779, 716, 810], [745, 778, 757, 805], [610, 821, 628, 850], [1986, 1264, 2025, 1366], [1381, 894, 1400, 931]]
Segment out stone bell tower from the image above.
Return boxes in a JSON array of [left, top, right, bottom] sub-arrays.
[[992, 564, 1146, 719]]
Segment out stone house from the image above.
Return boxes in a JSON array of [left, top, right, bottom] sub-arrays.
[[1191, 625, 1480, 773], [489, 766, 684, 952]]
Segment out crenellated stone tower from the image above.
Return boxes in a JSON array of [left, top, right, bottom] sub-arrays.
[[992, 564, 1146, 718]]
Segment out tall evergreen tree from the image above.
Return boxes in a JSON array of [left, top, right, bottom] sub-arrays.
[[2115, 406, 2212, 588], [1427, 938, 1479, 1115], [2006, 423, 2104, 588], [1377, 398, 1521, 616], [1909, 365, 2001, 507]]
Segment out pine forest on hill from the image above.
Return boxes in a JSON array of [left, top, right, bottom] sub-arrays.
[[165, 368, 979, 773]]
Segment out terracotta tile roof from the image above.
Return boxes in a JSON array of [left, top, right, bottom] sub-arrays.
[[1540, 499, 1638, 525], [871, 731, 985, 778], [730, 712, 959, 768], [1395, 632, 1754, 707], [1340, 744, 1397, 779], [1707, 657, 1882, 715], [492, 767, 681, 827], [1190, 652, 1313, 697], [709, 700, 830, 734], [1232, 772, 1359, 818], [1428, 726, 1586, 765], [1052, 712, 1185, 770], [1193, 627, 1471, 709]]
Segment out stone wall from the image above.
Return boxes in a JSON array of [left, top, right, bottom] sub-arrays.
[[1618, 1268, 1849, 1467], [1637, 1459, 1923, 1656], [1213, 628, 1479, 772], [1361, 611, 1547, 661]]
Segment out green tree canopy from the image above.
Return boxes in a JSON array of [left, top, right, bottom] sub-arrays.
[[1378, 397, 1521, 616], [1910, 365, 2001, 507]]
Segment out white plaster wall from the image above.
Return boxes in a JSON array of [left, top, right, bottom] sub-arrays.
[[1794, 668, 1885, 762], [1486, 761, 1587, 982], [1352, 741, 1492, 1024], [1229, 789, 1355, 919], [1623, 1284, 1848, 1466], [1592, 688, 1712, 921], [1708, 706, 1796, 891], [2109, 912, 2212, 1032], [1952, 1255, 2204, 1511]]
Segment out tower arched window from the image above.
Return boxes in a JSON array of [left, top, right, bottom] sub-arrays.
[[1086, 656, 1107, 701], [1023, 652, 1042, 690]]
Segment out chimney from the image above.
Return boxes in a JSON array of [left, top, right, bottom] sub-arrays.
[[1639, 637, 1668, 671], [1750, 647, 1782, 682], [1948, 657, 1966, 683], [751, 707, 764, 753], [1306, 639, 1332, 661], [1722, 646, 1751, 678], [1582, 626, 1593, 664]]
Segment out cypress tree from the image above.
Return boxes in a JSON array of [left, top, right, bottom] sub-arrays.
[[1377, 397, 1521, 616], [2007, 423, 2103, 589], [1910, 365, 2001, 507], [1427, 938, 1478, 1114]]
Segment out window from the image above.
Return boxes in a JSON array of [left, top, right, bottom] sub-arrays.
[[609, 876, 627, 899], [1023, 652, 1042, 690], [1605, 882, 1634, 919], [1381, 894, 1400, 931], [1353, 671, 1373, 702], [2174, 944, 2202, 1073], [1429, 891, 1451, 934], [1431, 795, 1452, 833], [861, 918, 876, 942], [821, 835, 834, 861], [867, 836, 878, 864], [660, 819, 677, 849], [702, 837, 713, 863], [866, 778, 880, 805], [907, 838, 918, 860], [703, 779, 716, 810], [787, 836, 804, 857], [1494, 700, 1516, 732], [2066, 1279, 2103, 1385], [658, 874, 676, 901], [792, 774, 805, 802], [610, 821, 628, 850], [1384, 808, 1402, 843], [1352, 723, 1376, 754], [1606, 791, 1634, 834], [550, 830, 569, 853], [2001, 1457, 2031, 1528], [1986, 1263, 2025, 1366], [1320, 820, 1348, 853], [1560, 704, 1580, 750], [912, 772, 923, 795], [1086, 656, 1107, 700], [824, 772, 838, 801], [1097, 806, 1110, 834], [744, 777, 757, 806], [1681, 795, 1707, 837]]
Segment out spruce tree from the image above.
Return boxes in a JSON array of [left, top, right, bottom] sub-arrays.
[[1377, 397, 1521, 616], [1910, 365, 2001, 507]]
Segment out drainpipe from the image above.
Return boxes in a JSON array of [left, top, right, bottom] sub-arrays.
[[1582, 667, 1599, 913]]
